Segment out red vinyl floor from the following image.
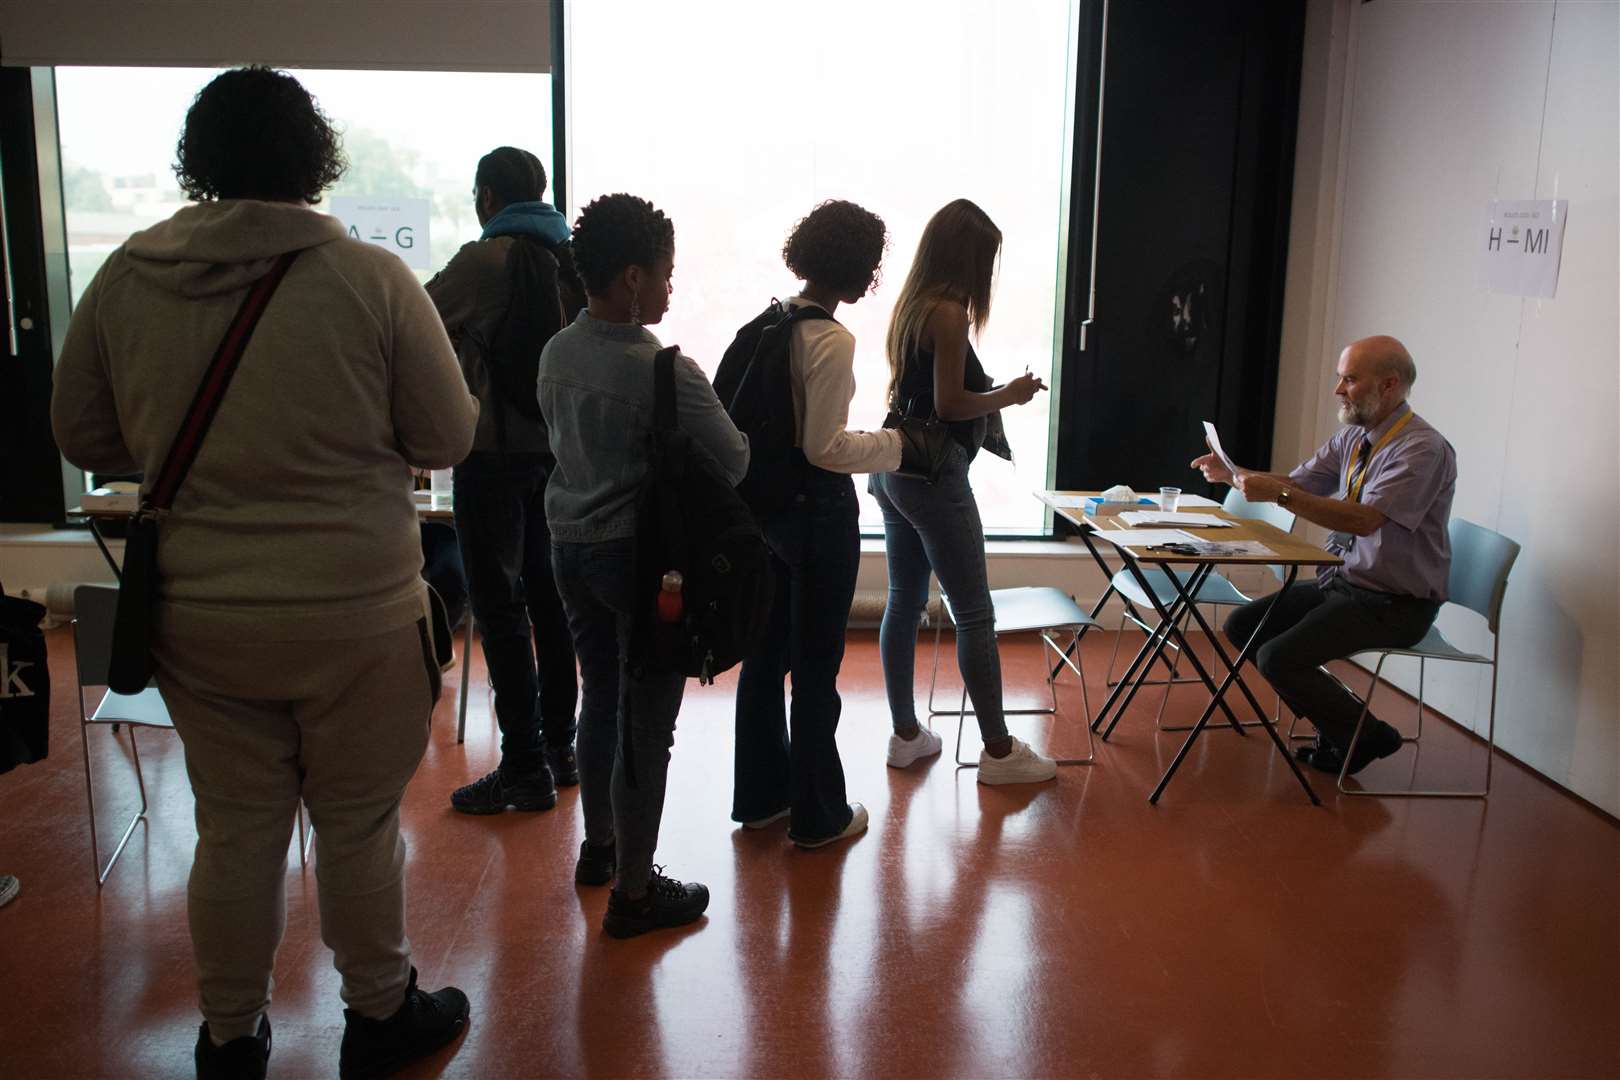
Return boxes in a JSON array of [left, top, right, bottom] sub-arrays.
[[0, 625, 1615, 1079]]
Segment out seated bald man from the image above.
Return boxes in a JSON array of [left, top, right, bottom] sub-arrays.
[[1193, 335, 1456, 777]]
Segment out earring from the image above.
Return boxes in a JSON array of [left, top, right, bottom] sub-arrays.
[[629, 294, 642, 325]]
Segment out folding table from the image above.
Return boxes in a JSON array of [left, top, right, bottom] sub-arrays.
[[1037, 491, 1341, 804]]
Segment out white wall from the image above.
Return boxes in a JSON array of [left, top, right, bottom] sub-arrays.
[[1278, 0, 1620, 814]]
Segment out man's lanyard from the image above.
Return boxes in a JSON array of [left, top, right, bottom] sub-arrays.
[[1344, 408, 1415, 503]]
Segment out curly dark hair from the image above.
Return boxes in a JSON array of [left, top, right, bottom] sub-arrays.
[[570, 193, 675, 296], [782, 199, 889, 295], [174, 67, 346, 203]]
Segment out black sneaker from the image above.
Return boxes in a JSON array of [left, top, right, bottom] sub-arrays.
[[450, 766, 556, 814], [195, 1015, 270, 1080], [602, 867, 710, 939], [575, 839, 616, 886], [338, 967, 469, 1080], [546, 743, 580, 786]]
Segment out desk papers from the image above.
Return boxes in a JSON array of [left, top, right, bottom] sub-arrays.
[[1090, 529, 1199, 547], [1039, 493, 1090, 508], [1118, 511, 1233, 528], [1149, 492, 1220, 508]]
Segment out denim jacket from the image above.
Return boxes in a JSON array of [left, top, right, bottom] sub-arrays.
[[539, 312, 749, 543]]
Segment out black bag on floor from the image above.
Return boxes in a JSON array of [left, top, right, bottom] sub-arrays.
[[106, 251, 299, 694], [0, 579, 50, 774]]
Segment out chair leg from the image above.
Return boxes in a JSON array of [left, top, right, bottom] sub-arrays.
[[456, 618, 474, 745], [926, 615, 948, 717], [1339, 652, 1491, 799], [85, 720, 153, 887], [954, 685, 972, 766], [1042, 627, 1096, 765], [296, 803, 314, 868]]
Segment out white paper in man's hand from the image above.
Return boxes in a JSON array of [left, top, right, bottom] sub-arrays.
[[1202, 421, 1240, 476]]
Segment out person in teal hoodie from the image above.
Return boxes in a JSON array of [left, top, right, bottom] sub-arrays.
[[427, 147, 586, 816]]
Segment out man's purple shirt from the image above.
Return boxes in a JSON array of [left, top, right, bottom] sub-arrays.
[[1288, 403, 1457, 600]]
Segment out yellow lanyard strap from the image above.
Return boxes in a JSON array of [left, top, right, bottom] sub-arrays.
[[1345, 408, 1414, 503]]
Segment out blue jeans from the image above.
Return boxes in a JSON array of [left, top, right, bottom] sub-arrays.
[[870, 445, 1007, 743], [732, 473, 859, 842], [453, 451, 578, 774], [552, 538, 687, 896]]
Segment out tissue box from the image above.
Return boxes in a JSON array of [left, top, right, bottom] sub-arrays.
[[1083, 495, 1154, 514]]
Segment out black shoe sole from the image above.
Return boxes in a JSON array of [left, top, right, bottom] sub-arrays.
[[602, 909, 706, 939], [449, 794, 558, 815], [339, 1009, 469, 1080]]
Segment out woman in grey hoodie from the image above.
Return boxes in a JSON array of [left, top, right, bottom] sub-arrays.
[[51, 67, 475, 1080]]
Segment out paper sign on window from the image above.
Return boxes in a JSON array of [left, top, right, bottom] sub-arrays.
[[329, 197, 431, 270], [1482, 199, 1568, 299]]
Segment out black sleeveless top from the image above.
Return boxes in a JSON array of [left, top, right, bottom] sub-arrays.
[[895, 341, 991, 457]]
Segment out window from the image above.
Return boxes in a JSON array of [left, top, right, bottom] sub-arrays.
[[567, 0, 1078, 533], [55, 66, 554, 303]]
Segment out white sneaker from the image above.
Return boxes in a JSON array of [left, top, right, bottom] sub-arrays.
[[742, 807, 790, 830], [977, 737, 1058, 785], [792, 803, 869, 849], [887, 727, 943, 768]]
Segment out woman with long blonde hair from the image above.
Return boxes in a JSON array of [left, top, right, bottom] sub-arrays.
[[871, 199, 1054, 784]]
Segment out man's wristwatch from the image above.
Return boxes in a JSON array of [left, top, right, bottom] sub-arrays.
[[1277, 487, 1292, 507]]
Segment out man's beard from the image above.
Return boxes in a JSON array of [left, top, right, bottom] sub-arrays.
[[1338, 397, 1374, 425]]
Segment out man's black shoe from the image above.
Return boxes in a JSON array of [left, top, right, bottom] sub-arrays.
[[1344, 721, 1404, 776], [602, 868, 709, 939], [1294, 736, 1343, 774], [338, 967, 469, 1080], [575, 838, 615, 886], [450, 766, 556, 814], [195, 1015, 270, 1080], [546, 743, 580, 787]]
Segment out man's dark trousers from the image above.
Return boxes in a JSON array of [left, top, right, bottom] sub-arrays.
[[454, 450, 578, 773], [1224, 577, 1440, 751]]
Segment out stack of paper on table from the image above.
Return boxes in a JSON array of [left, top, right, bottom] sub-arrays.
[[1089, 529, 1199, 547], [1149, 492, 1221, 508], [1117, 511, 1234, 528]]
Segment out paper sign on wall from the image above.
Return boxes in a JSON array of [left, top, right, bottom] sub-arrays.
[[1482, 199, 1567, 299], [328, 196, 431, 270]]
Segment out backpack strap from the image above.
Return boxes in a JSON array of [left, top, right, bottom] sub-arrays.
[[653, 345, 679, 431]]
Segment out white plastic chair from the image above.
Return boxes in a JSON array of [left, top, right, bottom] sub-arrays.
[[1338, 518, 1519, 798], [926, 586, 1097, 767], [73, 585, 310, 885]]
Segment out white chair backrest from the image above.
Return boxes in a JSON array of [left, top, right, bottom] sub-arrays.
[[1222, 487, 1296, 583], [72, 584, 122, 688], [1446, 518, 1520, 634], [1222, 486, 1296, 532]]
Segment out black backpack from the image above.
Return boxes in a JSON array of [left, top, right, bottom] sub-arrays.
[[633, 347, 775, 686], [485, 235, 574, 431], [712, 299, 834, 517]]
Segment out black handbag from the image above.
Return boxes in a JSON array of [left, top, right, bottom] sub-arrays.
[[882, 397, 954, 485], [0, 577, 50, 774], [106, 251, 299, 694]]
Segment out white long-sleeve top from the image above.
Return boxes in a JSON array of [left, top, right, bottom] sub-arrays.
[[785, 295, 902, 474]]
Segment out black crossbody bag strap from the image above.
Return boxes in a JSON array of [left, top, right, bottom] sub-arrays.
[[106, 251, 299, 694], [144, 250, 300, 511]]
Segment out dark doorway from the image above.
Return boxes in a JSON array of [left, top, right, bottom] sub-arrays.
[[1056, 0, 1305, 499]]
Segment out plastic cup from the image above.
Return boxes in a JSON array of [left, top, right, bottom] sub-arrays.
[[1159, 486, 1182, 511]]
